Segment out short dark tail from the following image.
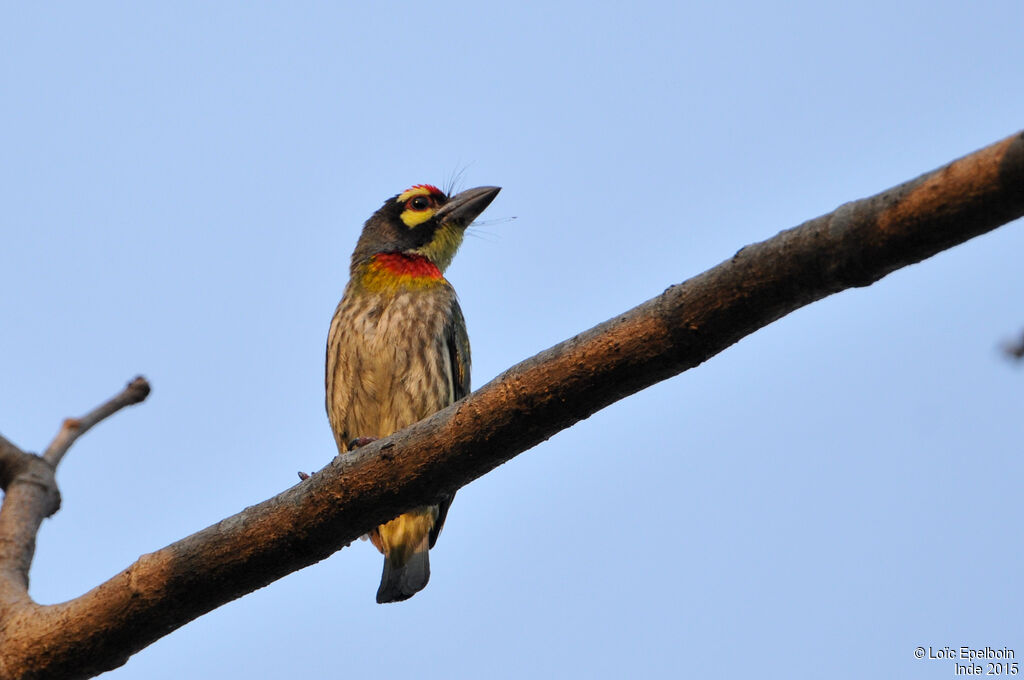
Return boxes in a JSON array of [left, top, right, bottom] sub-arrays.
[[376, 548, 430, 604]]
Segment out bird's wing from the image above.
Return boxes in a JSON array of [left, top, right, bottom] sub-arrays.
[[446, 296, 472, 403], [430, 295, 471, 548]]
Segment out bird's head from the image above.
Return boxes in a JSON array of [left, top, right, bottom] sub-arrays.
[[351, 184, 501, 274]]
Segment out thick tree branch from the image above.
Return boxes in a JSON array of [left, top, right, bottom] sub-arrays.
[[0, 131, 1022, 679]]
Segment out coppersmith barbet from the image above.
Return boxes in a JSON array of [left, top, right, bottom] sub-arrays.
[[325, 183, 500, 603]]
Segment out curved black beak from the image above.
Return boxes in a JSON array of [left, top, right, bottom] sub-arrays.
[[435, 186, 501, 228]]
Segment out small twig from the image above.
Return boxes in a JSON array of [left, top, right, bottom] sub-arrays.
[[42, 377, 151, 467]]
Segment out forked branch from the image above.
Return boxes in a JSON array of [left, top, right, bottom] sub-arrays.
[[0, 378, 151, 641]]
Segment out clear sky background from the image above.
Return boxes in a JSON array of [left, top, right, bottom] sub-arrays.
[[2, 3, 1023, 679]]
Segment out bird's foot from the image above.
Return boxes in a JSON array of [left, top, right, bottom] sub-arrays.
[[299, 436, 381, 481]]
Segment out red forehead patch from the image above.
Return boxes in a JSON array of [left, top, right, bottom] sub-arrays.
[[406, 183, 443, 195]]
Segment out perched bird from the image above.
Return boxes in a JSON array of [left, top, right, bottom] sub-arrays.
[[326, 183, 501, 603]]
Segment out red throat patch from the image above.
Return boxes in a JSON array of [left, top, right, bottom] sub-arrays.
[[370, 253, 443, 280]]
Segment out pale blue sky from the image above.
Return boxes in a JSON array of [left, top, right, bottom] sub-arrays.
[[2, 3, 1023, 678]]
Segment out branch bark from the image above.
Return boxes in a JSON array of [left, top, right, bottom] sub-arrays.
[[1, 130, 1022, 679]]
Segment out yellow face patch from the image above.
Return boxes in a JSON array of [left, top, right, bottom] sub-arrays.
[[397, 185, 441, 228], [399, 207, 435, 228]]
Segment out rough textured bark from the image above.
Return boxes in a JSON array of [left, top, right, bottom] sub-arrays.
[[0, 130, 1021, 679]]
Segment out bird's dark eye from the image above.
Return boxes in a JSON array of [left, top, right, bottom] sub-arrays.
[[409, 196, 431, 211]]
